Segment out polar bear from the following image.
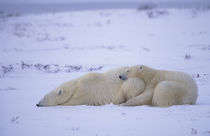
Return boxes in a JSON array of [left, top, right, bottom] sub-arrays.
[[119, 65, 198, 107], [37, 67, 145, 106]]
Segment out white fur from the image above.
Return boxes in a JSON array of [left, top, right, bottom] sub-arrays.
[[37, 67, 145, 106], [120, 65, 198, 107]]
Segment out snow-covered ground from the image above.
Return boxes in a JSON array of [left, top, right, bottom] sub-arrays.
[[0, 4, 210, 136]]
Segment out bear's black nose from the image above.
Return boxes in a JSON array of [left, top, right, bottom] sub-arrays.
[[119, 75, 127, 80], [36, 104, 40, 107]]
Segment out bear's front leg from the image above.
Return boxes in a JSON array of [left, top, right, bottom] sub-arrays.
[[121, 89, 153, 106]]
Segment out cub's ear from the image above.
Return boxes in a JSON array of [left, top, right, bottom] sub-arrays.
[[58, 90, 64, 96], [139, 65, 143, 71]]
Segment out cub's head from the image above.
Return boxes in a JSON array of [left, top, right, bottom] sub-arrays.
[[37, 85, 70, 107], [119, 65, 151, 81]]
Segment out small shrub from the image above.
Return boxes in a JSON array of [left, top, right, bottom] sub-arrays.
[[147, 10, 169, 19], [190, 128, 198, 135], [137, 4, 156, 11], [0, 64, 14, 77], [21, 61, 31, 69], [65, 65, 82, 72], [185, 53, 191, 60], [88, 66, 104, 72], [11, 116, 19, 124]]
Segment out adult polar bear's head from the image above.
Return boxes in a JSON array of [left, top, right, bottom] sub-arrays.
[[37, 83, 72, 106], [37, 67, 132, 107]]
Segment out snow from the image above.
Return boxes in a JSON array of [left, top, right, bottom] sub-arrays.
[[0, 3, 210, 136]]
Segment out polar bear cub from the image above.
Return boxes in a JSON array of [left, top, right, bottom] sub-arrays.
[[37, 67, 145, 106], [119, 65, 198, 107]]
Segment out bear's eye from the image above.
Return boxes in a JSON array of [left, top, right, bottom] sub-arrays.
[[58, 90, 63, 95], [126, 70, 130, 73]]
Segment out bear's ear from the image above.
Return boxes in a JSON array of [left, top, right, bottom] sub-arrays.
[[58, 90, 64, 96], [139, 65, 143, 71]]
